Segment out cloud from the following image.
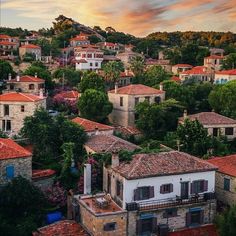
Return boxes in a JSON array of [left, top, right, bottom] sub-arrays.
[[1, 0, 236, 36]]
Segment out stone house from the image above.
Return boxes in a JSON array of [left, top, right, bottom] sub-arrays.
[[70, 32, 90, 47], [204, 55, 224, 71], [5, 74, 45, 95], [208, 155, 236, 206], [179, 111, 236, 140], [145, 59, 172, 73], [0, 92, 46, 135], [0, 138, 32, 187], [103, 151, 217, 236], [19, 43, 41, 60], [116, 51, 143, 68], [0, 34, 19, 56], [214, 69, 236, 84], [172, 64, 193, 75], [108, 84, 165, 127]]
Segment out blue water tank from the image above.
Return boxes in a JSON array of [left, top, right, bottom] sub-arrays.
[[46, 211, 62, 224]]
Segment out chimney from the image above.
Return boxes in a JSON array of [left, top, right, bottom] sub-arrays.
[[16, 75, 20, 82], [125, 69, 129, 76], [183, 109, 188, 119], [39, 88, 44, 98], [35, 72, 37, 78], [159, 82, 163, 91], [95, 126, 99, 135], [115, 82, 118, 94], [8, 73, 12, 81], [111, 152, 119, 168], [84, 164, 91, 194]]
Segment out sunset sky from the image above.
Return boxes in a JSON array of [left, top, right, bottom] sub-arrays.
[[1, 0, 236, 36]]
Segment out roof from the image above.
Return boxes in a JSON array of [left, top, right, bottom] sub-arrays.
[[171, 76, 181, 82], [205, 55, 224, 59], [32, 169, 56, 179], [32, 220, 89, 236], [169, 224, 218, 236], [72, 117, 114, 133], [8, 75, 44, 83], [109, 84, 164, 95], [215, 69, 236, 75], [0, 138, 32, 160], [20, 44, 41, 49], [173, 64, 193, 68], [207, 155, 236, 177], [85, 134, 140, 153], [56, 90, 80, 99], [0, 41, 17, 45], [0, 92, 44, 102], [179, 112, 236, 125], [104, 42, 118, 47], [0, 34, 11, 39], [120, 71, 134, 77], [76, 59, 88, 63], [115, 126, 142, 136], [103, 55, 120, 61], [180, 66, 209, 75], [114, 151, 217, 180]]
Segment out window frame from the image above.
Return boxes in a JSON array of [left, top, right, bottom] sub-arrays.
[[103, 222, 117, 231], [4, 105, 9, 116], [225, 127, 234, 136], [224, 178, 230, 191], [120, 97, 123, 107]]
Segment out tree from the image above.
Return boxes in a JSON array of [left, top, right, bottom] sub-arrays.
[[0, 59, 15, 82], [78, 89, 113, 122], [103, 61, 124, 84], [130, 55, 145, 77], [79, 72, 105, 92], [0, 177, 50, 236], [209, 81, 236, 118], [222, 53, 236, 70]]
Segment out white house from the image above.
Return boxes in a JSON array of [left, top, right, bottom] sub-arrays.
[[214, 69, 236, 84], [75, 47, 104, 71]]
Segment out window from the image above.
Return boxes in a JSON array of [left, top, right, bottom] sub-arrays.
[[135, 97, 139, 106], [155, 96, 161, 104], [145, 96, 150, 103], [4, 105, 9, 116], [6, 165, 14, 179], [213, 128, 218, 137], [120, 97, 123, 106], [136, 217, 157, 235], [160, 184, 173, 194], [87, 53, 92, 58], [10, 84, 14, 90], [134, 186, 154, 201], [90, 62, 93, 67], [29, 84, 35, 90], [104, 222, 116, 231], [186, 210, 204, 226], [224, 178, 230, 191], [95, 62, 98, 67], [225, 127, 234, 136], [2, 120, 11, 131], [163, 208, 178, 218], [82, 54, 86, 58], [191, 180, 208, 194], [21, 105, 25, 112], [116, 180, 123, 199]]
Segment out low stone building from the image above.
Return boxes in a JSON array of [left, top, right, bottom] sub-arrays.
[[204, 55, 224, 71], [5, 74, 45, 95], [0, 138, 32, 186], [208, 155, 236, 206], [108, 84, 165, 127], [179, 111, 236, 140], [0, 92, 46, 135], [172, 64, 193, 75], [19, 43, 41, 60]]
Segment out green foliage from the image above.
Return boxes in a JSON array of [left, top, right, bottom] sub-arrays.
[[209, 81, 236, 118], [22, 52, 36, 62], [79, 72, 105, 92], [102, 61, 124, 83], [88, 35, 101, 44], [78, 89, 113, 122], [0, 59, 15, 81], [222, 53, 236, 70], [134, 39, 160, 58], [35, 38, 60, 57], [0, 130, 8, 138], [130, 55, 145, 77]]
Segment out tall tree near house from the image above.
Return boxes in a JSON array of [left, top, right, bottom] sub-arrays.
[[103, 61, 124, 84], [222, 53, 236, 70], [130, 55, 145, 77], [77, 89, 113, 122], [0, 59, 15, 82]]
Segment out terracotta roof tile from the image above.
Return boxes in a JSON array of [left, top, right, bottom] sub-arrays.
[[115, 126, 142, 136], [207, 155, 236, 177], [205, 55, 224, 59], [0, 34, 11, 39], [0, 92, 44, 102], [114, 151, 217, 180], [8, 75, 44, 83], [20, 44, 40, 49], [85, 134, 140, 153], [0, 41, 17, 45], [180, 66, 209, 75], [215, 69, 236, 75], [171, 76, 181, 82], [109, 84, 164, 95], [32, 169, 56, 179], [56, 90, 80, 99], [32, 220, 89, 236], [72, 117, 114, 133], [179, 112, 236, 125], [0, 138, 32, 160], [172, 64, 193, 67]]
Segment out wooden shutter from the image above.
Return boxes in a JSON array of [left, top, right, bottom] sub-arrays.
[[190, 182, 194, 194], [200, 210, 204, 224], [203, 180, 208, 192], [186, 212, 191, 227], [149, 186, 155, 198], [136, 219, 142, 235], [170, 184, 173, 193], [6, 165, 14, 179], [160, 185, 164, 194], [152, 217, 157, 233], [134, 188, 140, 201]]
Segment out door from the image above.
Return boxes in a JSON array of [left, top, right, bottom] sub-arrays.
[[181, 182, 189, 199], [213, 128, 218, 137]]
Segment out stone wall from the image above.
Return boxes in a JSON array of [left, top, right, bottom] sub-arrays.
[[32, 176, 55, 191], [0, 156, 32, 186], [215, 172, 236, 206]]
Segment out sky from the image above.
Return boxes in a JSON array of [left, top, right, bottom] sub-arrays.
[[0, 0, 236, 37]]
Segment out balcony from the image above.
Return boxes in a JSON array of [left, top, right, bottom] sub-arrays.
[[126, 192, 215, 211]]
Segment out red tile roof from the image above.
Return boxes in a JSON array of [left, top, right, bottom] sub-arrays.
[[179, 112, 236, 125], [171, 76, 181, 82], [172, 64, 193, 68], [104, 42, 117, 47], [114, 151, 217, 180], [76, 59, 88, 63], [0, 34, 11, 39], [207, 155, 236, 177], [0, 92, 44, 102], [109, 84, 164, 95], [169, 224, 218, 236], [0, 41, 17, 45], [57, 90, 80, 99], [85, 134, 140, 153], [215, 69, 236, 75], [0, 138, 32, 160], [120, 71, 134, 77], [72, 117, 114, 133], [180, 66, 209, 75], [20, 44, 40, 49], [8, 75, 44, 83], [32, 220, 89, 236], [32, 169, 56, 179], [115, 126, 142, 136], [205, 55, 224, 59]]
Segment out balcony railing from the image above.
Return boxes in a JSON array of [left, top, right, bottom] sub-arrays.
[[126, 192, 215, 211]]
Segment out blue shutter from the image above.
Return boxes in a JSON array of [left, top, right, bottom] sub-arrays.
[[6, 165, 14, 179]]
